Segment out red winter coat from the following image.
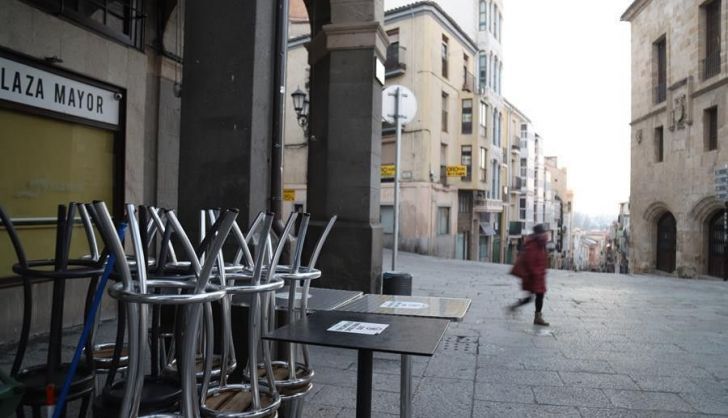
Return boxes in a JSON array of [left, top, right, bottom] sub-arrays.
[[510, 236, 547, 293]]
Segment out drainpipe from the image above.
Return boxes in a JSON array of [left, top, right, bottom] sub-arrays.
[[270, 0, 289, 221]]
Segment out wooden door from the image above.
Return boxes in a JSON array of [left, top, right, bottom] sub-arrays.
[[656, 212, 676, 273], [708, 210, 725, 277]]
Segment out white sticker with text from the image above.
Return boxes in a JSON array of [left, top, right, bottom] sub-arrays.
[[380, 301, 428, 310], [327, 321, 389, 335]]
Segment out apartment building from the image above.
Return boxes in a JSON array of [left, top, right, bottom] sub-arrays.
[[622, 0, 728, 278]]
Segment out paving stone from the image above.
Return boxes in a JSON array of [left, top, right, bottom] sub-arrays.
[[472, 400, 581, 417], [520, 357, 615, 373], [630, 375, 725, 394], [472, 382, 535, 404], [476, 367, 564, 386], [411, 377, 473, 418], [603, 389, 697, 412], [578, 407, 706, 417], [302, 404, 341, 418], [532, 385, 611, 407], [424, 356, 475, 379], [679, 391, 728, 415], [559, 371, 639, 390]]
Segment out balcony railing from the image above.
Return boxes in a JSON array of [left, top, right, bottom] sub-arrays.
[[654, 83, 666, 104], [702, 50, 721, 80], [462, 71, 475, 92], [385, 44, 407, 78]]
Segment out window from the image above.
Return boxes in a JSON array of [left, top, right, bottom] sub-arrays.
[[498, 12, 503, 41], [498, 62, 503, 94], [441, 92, 449, 132], [461, 99, 473, 134], [440, 144, 448, 186], [494, 5, 499, 39], [521, 124, 528, 138], [654, 37, 667, 103], [480, 147, 487, 182], [461, 145, 472, 181], [380, 205, 394, 234], [490, 160, 498, 199], [519, 198, 526, 220], [459, 191, 472, 213], [25, 0, 145, 49], [492, 109, 498, 146], [479, 52, 488, 90], [479, 101, 487, 137], [655, 126, 664, 162], [441, 35, 449, 79], [463, 54, 473, 91], [520, 158, 527, 178], [705, 106, 718, 151], [437, 207, 450, 235], [385, 28, 403, 73], [703, 0, 721, 79], [479, 0, 487, 31]]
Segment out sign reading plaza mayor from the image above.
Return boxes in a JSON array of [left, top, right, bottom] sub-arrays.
[[0, 56, 120, 126]]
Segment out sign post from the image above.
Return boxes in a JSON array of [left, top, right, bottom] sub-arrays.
[[381, 85, 417, 418], [714, 164, 728, 281], [382, 85, 417, 271]]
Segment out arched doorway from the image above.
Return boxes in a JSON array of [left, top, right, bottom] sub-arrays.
[[656, 212, 676, 273], [708, 210, 726, 277]]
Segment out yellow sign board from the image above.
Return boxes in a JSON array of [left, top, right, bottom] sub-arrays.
[[381, 164, 396, 178], [446, 165, 467, 177], [283, 189, 296, 202]]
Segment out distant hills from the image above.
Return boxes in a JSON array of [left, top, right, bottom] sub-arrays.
[[572, 212, 615, 231]]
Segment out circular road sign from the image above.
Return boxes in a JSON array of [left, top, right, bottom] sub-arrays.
[[382, 85, 417, 125]]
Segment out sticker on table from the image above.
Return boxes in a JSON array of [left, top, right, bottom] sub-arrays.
[[327, 321, 389, 335], [380, 301, 429, 310]]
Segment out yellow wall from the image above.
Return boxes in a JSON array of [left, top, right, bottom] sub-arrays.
[[0, 108, 114, 277]]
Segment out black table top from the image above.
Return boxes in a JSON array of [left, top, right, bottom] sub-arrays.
[[230, 286, 363, 311], [335, 294, 471, 321], [274, 286, 364, 311], [263, 310, 449, 357]]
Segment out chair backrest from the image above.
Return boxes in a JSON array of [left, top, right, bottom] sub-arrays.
[[0, 205, 28, 269], [308, 215, 338, 269]]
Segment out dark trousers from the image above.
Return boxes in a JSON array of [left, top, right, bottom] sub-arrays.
[[514, 293, 544, 313]]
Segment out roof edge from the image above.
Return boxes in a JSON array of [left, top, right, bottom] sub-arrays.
[[621, 0, 652, 22]]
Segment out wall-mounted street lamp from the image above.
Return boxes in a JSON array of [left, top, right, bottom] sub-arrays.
[[291, 87, 309, 134]]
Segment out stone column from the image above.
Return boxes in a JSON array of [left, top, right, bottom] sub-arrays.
[[305, 1, 387, 293], [177, 0, 276, 230]]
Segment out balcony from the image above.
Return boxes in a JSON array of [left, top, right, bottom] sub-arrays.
[[511, 176, 523, 192], [702, 50, 721, 80], [511, 142, 520, 155], [462, 71, 475, 92], [385, 44, 407, 78]]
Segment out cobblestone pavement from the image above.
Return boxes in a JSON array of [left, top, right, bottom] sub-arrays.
[[301, 251, 728, 417], [3, 251, 727, 417]]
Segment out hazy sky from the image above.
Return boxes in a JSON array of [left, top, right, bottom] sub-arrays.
[[503, 0, 634, 216]]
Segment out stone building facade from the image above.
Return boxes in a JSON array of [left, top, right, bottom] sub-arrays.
[[623, 0, 728, 278]]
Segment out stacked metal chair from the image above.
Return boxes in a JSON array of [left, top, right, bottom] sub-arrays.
[[91, 202, 237, 418], [263, 214, 337, 418], [199, 211, 296, 418], [0, 203, 105, 418]]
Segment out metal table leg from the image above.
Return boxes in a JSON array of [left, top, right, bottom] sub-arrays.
[[400, 354, 412, 418], [356, 349, 373, 418]]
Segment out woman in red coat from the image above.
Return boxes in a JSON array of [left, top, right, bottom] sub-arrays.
[[508, 224, 549, 326]]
